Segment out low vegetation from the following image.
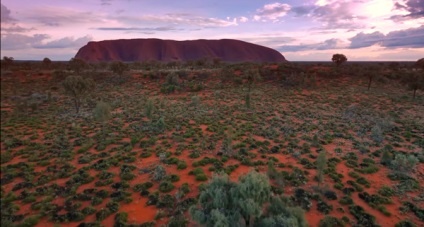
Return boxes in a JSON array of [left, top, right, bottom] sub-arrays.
[[0, 57, 423, 226]]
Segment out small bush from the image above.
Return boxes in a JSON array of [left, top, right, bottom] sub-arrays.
[[319, 216, 345, 227], [153, 165, 166, 181], [378, 185, 395, 197], [96, 209, 112, 221], [177, 161, 187, 170], [317, 200, 333, 214], [159, 181, 175, 193], [391, 154, 419, 173], [324, 190, 338, 200], [195, 173, 208, 181], [395, 220, 417, 227], [339, 196, 353, 205], [114, 212, 128, 226]]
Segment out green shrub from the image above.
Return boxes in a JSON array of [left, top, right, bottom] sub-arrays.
[[166, 174, 180, 182], [91, 197, 103, 206], [154, 210, 166, 220], [180, 183, 191, 194], [93, 101, 112, 122], [348, 171, 360, 178], [167, 214, 189, 227], [324, 190, 338, 200], [401, 201, 424, 221], [106, 201, 120, 213], [96, 208, 111, 221], [391, 154, 419, 173], [159, 181, 175, 193], [153, 165, 166, 181], [195, 173, 208, 181], [395, 220, 417, 227], [317, 200, 333, 214], [133, 182, 154, 192], [319, 216, 345, 227], [96, 189, 109, 198], [19, 215, 40, 227], [356, 177, 370, 187], [81, 206, 96, 215], [339, 196, 353, 205], [378, 186, 395, 197], [114, 212, 128, 226]]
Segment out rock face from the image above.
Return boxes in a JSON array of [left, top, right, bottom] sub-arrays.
[[75, 38, 287, 63]]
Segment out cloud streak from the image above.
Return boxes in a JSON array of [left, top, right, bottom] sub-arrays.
[[278, 38, 343, 52], [34, 35, 93, 49], [115, 13, 238, 28], [1, 33, 92, 50], [349, 25, 424, 48], [254, 3, 291, 21], [23, 7, 101, 26], [95, 26, 180, 31]]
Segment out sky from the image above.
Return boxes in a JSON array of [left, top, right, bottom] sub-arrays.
[[1, 0, 423, 61]]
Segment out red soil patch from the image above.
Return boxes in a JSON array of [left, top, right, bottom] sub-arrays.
[[120, 197, 157, 224]]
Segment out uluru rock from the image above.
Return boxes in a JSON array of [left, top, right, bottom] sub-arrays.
[[75, 38, 287, 63]]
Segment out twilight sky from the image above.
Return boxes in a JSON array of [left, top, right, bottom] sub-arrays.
[[1, 0, 423, 61]]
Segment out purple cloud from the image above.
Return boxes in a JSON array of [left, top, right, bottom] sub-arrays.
[[349, 31, 385, 48], [1, 33, 49, 50], [392, 0, 424, 20], [114, 13, 238, 28], [1, 33, 92, 50], [254, 3, 291, 21], [1, 4, 15, 23], [33, 35, 93, 49], [25, 7, 99, 26], [278, 38, 343, 52], [349, 26, 424, 48], [311, 1, 367, 30]]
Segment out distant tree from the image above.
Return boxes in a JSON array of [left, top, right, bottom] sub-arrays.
[[212, 57, 222, 66], [402, 71, 424, 99], [93, 101, 112, 137], [244, 68, 261, 109], [221, 131, 233, 157], [52, 70, 69, 82], [2, 56, 14, 70], [110, 61, 129, 77], [331, 54, 347, 67], [195, 57, 208, 68], [93, 101, 112, 122], [388, 62, 400, 71], [364, 65, 381, 90], [62, 75, 95, 113], [145, 99, 154, 119], [42, 57, 52, 69], [166, 72, 180, 86], [416, 58, 424, 70], [219, 65, 234, 83], [316, 151, 327, 187], [68, 58, 88, 75]]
